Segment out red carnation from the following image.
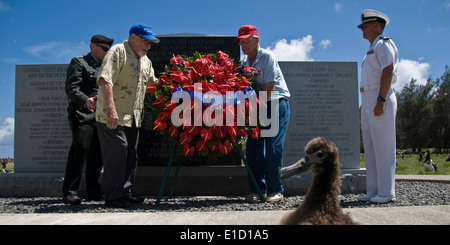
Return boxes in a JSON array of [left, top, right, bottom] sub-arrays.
[[251, 127, 260, 139], [146, 82, 157, 93], [184, 125, 200, 136], [153, 96, 165, 108], [227, 126, 238, 142], [170, 55, 181, 65], [209, 142, 219, 152], [200, 127, 213, 141], [196, 141, 208, 151], [183, 143, 195, 156], [179, 131, 193, 145], [153, 118, 167, 131], [214, 126, 227, 139], [237, 127, 248, 137], [168, 125, 178, 138], [218, 140, 232, 155], [243, 65, 253, 73], [159, 75, 170, 86], [157, 111, 171, 122]]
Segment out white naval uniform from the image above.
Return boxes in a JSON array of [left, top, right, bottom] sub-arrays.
[[360, 34, 399, 197]]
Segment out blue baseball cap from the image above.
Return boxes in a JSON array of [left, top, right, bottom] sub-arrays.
[[129, 24, 160, 43]]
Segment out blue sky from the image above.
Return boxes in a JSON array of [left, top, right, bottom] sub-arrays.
[[0, 0, 449, 158]]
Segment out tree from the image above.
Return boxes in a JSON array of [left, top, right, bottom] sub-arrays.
[[396, 78, 435, 153], [430, 65, 450, 152]]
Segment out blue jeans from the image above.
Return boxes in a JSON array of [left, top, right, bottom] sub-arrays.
[[246, 98, 290, 194]]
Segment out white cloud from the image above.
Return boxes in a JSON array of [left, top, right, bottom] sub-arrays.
[[266, 35, 314, 61], [1, 57, 19, 63], [0, 117, 14, 145], [394, 59, 431, 91], [24, 41, 87, 61], [444, 0, 450, 10], [334, 2, 342, 12], [0, 0, 12, 11], [319, 39, 332, 49]]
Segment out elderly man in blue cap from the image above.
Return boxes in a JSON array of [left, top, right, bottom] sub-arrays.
[[357, 10, 399, 204], [96, 24, 159, 208]]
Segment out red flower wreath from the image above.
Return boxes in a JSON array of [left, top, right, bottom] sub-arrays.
[[147, 51, 261, 156]]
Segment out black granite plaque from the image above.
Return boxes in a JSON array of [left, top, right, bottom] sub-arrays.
[[139, 34, 241, 166], [148, 33, 240, 75]]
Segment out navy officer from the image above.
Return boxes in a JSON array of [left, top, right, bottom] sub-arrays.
[[357, 9, 399, 203]]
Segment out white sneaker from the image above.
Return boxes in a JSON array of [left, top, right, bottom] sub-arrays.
[[370, 195, 396, 203], [357, 193, 376, 201], [245, 193, 266, 202], [266, 193, 284, 202]]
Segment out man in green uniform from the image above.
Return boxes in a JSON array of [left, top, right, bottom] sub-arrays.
[[63, 35, 114, 205]]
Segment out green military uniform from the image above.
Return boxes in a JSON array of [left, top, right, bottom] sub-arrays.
[[63, 53, 103, 200]]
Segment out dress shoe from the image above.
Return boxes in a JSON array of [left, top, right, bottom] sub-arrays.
[[63, 194, 82, 205], [357, 193, 376, 201], [105, 198, 132, 208], [370, 195, 396, 203], [125, 195, 145, 204]]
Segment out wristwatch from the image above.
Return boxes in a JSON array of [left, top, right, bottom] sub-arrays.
[[377, 96, 386, 102]]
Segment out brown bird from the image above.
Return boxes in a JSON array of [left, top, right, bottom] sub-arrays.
[[278, 137, 358, 225]]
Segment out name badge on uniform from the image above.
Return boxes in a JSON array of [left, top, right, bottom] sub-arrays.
[[367, 49, 374, 55]]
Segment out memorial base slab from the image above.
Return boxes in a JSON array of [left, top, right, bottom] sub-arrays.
[[0, 167, 366, 197]]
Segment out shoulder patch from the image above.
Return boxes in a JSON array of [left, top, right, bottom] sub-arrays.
[[380, 36, 390, 40]]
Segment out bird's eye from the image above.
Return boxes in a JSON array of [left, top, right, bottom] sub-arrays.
[[317, 152, 325, 158]]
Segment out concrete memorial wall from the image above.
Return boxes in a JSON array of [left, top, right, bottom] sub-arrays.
[[14, 64, 71, 173], [11, 39, 363, 196], [13, 62, 360, 171]]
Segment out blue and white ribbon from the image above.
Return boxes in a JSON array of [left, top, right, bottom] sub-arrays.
[[172, 86, 256, 106]]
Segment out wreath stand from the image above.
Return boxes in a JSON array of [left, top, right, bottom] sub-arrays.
[[155, 142, 265, 207]]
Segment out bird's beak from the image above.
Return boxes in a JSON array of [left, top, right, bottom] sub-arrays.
[[278, 155, 311, 180]]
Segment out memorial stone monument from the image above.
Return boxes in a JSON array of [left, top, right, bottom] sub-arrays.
[[9, 37, 364, 196], [280, 62, 360, 169], [14, 64, 71, 173], [279, 61, 363, 194]]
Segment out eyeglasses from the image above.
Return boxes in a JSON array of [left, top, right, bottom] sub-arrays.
[[239, 36, 255, 46], [94, 43, 110, 52], [137, 35, 152, 46]]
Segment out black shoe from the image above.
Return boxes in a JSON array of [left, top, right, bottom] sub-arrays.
[[63, 194, 82, 205], [105, 198, 132, 208], [85, 194, 104, 202], [125, 195, 145, 204]]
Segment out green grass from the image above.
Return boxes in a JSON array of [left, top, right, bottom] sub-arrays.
[[360, 153, 450, 175], [2, 155, 450, 175], [2, 161, 14, 172]]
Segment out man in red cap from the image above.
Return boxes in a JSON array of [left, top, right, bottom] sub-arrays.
[[236, 25, 291, 203]]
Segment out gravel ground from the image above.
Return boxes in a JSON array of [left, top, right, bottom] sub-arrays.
[[0, 180, 448, 214]]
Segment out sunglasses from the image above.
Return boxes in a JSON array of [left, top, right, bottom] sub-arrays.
[[94, 43, 110, 52]]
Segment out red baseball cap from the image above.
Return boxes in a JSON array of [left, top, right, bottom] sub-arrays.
[[235, 25, 259, 43]]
